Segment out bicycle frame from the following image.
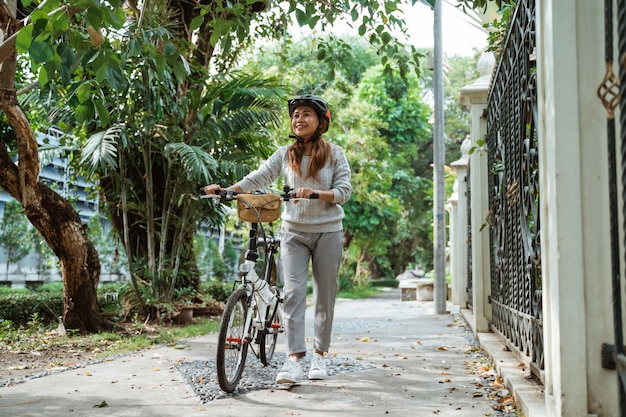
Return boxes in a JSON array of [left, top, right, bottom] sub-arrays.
[[237, 223, 283, 338]]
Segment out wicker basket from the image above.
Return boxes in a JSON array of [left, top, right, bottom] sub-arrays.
[[236, 194, 282, 223]]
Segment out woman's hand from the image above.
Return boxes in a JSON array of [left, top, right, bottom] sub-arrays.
[[295, 187, 316, 199], [204, 184, 222, 195]]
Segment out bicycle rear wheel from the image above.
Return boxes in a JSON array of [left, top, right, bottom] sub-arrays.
[[259, 298, 282, 365], [216, 288, 250, 393]]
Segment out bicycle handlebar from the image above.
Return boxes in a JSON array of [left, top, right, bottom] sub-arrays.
[[199, 186, 319, 202]]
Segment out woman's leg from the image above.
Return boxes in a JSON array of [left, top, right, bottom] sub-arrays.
[[310, 230, 342, 353], [280, 228, 311, 355]]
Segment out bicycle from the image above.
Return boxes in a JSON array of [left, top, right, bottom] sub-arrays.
[[202, 186, 317, 393]]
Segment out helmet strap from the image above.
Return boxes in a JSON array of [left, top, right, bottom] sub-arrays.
[[290, 122, 323, 144]]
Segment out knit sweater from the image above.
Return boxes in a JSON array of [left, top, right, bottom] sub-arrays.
[[236, 143, 352, 233]]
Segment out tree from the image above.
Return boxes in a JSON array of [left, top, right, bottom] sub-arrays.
[[0, 200, 32, 279], [0, 0, 423, 327]]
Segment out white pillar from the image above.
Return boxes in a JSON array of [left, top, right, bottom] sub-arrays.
[[448, 139, 471, 306], [460, 51, 494, 332], [537, 1, 617, 415]]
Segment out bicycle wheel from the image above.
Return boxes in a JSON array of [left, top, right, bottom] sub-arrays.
[[216, 288, 251, 393], [259, 298, 282, 366]]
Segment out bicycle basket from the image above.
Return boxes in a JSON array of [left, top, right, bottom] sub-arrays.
[[236, 194, 282, 223]]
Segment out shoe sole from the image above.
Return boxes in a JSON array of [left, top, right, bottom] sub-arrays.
[[276, 378, 299, 384]]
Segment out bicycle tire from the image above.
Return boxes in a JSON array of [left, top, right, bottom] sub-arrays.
[[216, 288, 251, 393], [259, 296, 282, 365]]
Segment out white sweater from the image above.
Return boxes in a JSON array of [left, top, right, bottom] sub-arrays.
[[236, 144, 352, 233]]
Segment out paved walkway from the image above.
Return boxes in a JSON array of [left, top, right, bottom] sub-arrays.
[[0, 288, 544, 416]]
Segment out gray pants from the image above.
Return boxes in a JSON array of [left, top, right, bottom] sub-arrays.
[[280, 228, 342, 355]]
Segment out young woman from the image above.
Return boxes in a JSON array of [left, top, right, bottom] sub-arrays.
[[204, 94, 352, 383]]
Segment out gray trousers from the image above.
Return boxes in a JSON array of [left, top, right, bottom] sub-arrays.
[[280, 228, 342, 355]]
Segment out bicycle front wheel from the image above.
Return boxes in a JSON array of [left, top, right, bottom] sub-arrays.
[[216, 288, 250, 393], [259, 299, 282, 365]]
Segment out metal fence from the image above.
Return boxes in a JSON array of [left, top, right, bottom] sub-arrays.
[[484, 0, 544, 379]]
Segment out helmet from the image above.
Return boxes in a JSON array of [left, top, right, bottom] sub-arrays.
[[288, 94, 331, 123]]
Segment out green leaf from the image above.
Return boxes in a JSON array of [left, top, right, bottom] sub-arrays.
[[76, 83, 92, 104], [351, 7, 359, 21], [171, 59, 188, 83], [381, 31, 392, 45], [295, 8, 306, 26], [128, 39, 141, 57], [95, 101, 110, 126], [163, 43, 177, 57], [50, 10, 69, 32], [76, 102, 95, 124], [15, 25, 34, 53], [190, 15, 204, 31], [105, 65, 127, 92], [86, 7, 103, 30], [38, 65, 50, 86], [164, 143, 218, 183], [102, 6, 126, 29], [29, 41, 55, 64], [384, 1, 398, 13]]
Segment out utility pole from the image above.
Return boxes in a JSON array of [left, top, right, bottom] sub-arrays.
[[433, 0, 447, 314]]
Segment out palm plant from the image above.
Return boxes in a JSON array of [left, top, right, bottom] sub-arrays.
[[39, 6, 287, 314]]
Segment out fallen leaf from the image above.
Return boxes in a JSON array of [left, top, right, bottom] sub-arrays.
[[361, 336, 371, 342], [85, 371, 93, 376], [153, 367, 160, 371], [93, 400, 108, 408]]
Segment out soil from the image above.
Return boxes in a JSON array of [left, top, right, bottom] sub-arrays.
[[0, 302, 224, 384], [0, 337, 115, 383]]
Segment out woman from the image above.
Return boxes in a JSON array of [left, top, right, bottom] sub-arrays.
[[204, 94, 352, 383]]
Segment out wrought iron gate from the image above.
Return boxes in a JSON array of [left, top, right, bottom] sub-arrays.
[[599, 0, 626, 415], [484, 0, 544, 379]]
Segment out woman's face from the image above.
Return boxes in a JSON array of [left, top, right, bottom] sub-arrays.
[[291, 105, 320, 141]]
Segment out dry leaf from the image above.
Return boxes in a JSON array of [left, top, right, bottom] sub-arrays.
[[361, 336, 371, 342], [85, 371, 93, 376]]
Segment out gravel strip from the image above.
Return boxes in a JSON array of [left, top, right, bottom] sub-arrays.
[[176, 352, 375, 403]]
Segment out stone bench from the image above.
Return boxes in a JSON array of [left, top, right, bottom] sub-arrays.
[[399, 279, 419, 301], [399, 278, 435, 301]]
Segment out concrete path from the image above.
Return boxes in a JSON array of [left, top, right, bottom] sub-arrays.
[[0, 288, 536, 416]]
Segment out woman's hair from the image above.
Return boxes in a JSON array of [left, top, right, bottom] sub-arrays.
[[288, 132, 333, 180]]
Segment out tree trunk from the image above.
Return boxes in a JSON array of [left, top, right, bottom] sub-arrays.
[[0, 8, 105, 333]]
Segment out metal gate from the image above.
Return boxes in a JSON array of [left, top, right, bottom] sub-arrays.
[[599, 0, 626, 415], [484, 0, 544, 379]]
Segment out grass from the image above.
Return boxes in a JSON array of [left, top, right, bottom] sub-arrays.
[[337, 286, 381, 299], [0, 315, 221, 359]]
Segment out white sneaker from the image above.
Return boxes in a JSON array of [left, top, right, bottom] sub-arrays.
[[276, 356, 302, 384], [308, 352, 328, 380]]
